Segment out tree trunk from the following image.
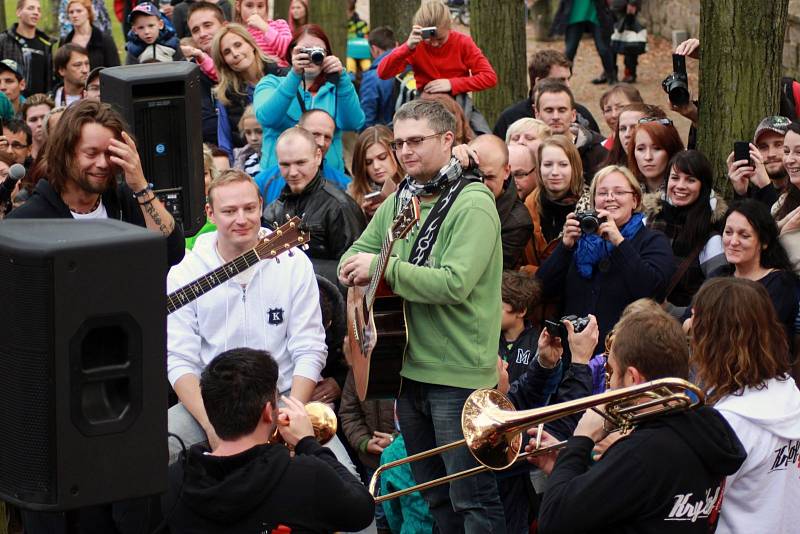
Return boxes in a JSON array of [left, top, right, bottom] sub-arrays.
[[273, 0, 291, 23], [0, 0, 6, 33], [309, 0, 348, 62], [471, 0, 528, 128], [698, 0, 790, 196], [369, 0, 420, 43]]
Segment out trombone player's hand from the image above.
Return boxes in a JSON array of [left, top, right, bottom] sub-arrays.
[[277, 395, 315, 447], [525, 427, 560, 475], [574, 408, 611, 444]]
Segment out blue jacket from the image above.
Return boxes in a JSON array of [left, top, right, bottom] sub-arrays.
[[536, 225, 676, 354], [359, 49, 397, 128], [255, 161, 351, 204], [254, 70, 365, 172]]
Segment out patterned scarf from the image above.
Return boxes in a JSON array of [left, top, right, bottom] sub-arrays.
[[397, 157, 463, 204]]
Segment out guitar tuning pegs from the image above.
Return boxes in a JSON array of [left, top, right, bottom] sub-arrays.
[[272, 222, 280, 230]]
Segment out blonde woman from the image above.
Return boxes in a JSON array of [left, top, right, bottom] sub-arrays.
[[506, 117, 551, 155], [212, 23, 282, 158], [537, 165, 676, 353]]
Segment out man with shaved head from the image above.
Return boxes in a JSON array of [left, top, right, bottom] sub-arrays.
[[468, 134, 533, 269], [508, 144, 538, 200], [262, 126, 365, 282]]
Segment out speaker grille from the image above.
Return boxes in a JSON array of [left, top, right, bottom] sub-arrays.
[[0, 257, 55, 503]]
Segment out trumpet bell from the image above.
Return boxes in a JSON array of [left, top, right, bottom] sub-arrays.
[[462, 388, 521, 470], [306, 401, 338, 445]]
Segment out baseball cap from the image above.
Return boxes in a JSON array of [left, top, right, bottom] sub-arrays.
[[0, 59, 23, 81], [753, 115, 791, 144], [128, 2, 160, 24]]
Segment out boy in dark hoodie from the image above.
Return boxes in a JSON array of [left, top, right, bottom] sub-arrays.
[[528, 307, 747, 534], [162, 347, 375, 533], [125, 2, 183, 65], [499, 270, 542, 384]]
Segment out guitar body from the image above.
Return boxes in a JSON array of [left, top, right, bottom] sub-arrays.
[[347, 284, 407, 401]]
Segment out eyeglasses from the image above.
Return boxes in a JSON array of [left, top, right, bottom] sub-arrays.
[[638, 117, 674, 127], [389, 133, 442, 151], [511, 167, 536, 178], [595, 189, 634, 199], [9, 142, 28, 150]]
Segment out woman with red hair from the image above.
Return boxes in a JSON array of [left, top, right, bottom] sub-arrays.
[[253, 23, 364, 173], [627, 117, 684, 193]]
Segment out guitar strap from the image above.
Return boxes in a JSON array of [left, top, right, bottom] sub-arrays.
[[404, 173, 480, 267]]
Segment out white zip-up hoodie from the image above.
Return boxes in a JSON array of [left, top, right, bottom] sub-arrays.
[[715, 376, 800, 534], [167, 230, 327, 394]]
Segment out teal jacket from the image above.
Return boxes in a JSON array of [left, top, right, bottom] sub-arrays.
[[380, 435, 434, 534], [253, 69, 365, 173], [339, 183, 502, 389]]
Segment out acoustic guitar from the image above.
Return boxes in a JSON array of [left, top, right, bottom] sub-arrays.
[[167, 217, 309, 314], [347, 198, 421, 401]]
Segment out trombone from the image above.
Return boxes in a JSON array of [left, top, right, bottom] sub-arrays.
[[369, 377, 704, 503], [270, 401, 338, 446]]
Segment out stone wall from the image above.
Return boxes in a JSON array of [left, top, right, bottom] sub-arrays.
[[638, 0, 800, 77]]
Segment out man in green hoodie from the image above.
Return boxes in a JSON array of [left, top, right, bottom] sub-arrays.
[[339, 99, 506, 533]]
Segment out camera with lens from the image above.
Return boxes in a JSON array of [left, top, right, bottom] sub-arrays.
[[575, 210, 607, 234], [421, 26, 438, 39], [661, 54, 690, 106], [544, 315, 591, 339], [300, 46, 326, 65]]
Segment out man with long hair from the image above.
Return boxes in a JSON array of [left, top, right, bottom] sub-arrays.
[[8, 99, 184, 266]]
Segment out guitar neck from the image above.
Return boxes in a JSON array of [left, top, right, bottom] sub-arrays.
[[365, 234, 395, 310], [167, 249, 261, 313]]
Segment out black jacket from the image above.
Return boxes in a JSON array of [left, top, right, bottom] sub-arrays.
[[537, 225, 676, 353], [262, 173, 366, 283], [493, 97, 600, 140], [538, 406, 747, 534], [8, 178, 185, 267], [499, 322, 539, 384], [59, 25, 120, 70], [163, 438, 375, 533], [574, 124, 608, 184], [497, 178, 533, 270], [198, 68, 219, 145], [0, 24, 55, 95]]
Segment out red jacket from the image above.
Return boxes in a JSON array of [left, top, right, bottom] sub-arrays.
[[376, 30, 497, 95]]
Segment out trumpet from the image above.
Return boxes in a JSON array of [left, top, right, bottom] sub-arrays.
[[369, 377, 703, 503], [270, 401, 338, 446]]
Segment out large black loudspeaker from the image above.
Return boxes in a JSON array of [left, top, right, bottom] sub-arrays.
[[101, 62, 206, 236], [0, 219, 167, 511]]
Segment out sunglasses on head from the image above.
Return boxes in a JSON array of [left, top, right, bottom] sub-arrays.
[[638, 117, 674, 127]]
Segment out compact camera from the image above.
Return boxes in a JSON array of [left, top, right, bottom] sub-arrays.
[[575, 210, 607, 234], [300, 46, 326, 65], [421, 26, 438, 39], [544, 315, 591, 340], [661, 54, 690, 106]]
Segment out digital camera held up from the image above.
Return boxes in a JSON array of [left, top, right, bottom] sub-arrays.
[[575, 210, 607, 234], [662, 54, 690, 106], [544, 315, 591, 340], [300, 46, 326, 65]]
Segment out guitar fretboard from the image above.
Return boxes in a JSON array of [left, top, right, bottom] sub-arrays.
[[365, 233, 394, 311], [166, 249, 262, 313]]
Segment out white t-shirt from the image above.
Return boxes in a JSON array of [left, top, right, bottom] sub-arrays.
[[70, 200, 107, 219]]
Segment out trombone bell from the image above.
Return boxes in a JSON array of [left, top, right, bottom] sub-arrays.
[[462, 388, 522, 470]]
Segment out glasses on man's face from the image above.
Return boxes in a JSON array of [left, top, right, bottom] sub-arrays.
[[638, 117, 674, 127], [511, 167, 536, 178], [389, 133, 442, 152], [595, 189, 634, 199], [9, 142, 28, 150]]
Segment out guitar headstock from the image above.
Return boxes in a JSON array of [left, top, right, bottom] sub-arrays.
[[255, 216, 310, 260], [390, 196, 421, 241]]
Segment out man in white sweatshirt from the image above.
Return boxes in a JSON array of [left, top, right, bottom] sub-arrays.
[[166, 169, 333, 465]]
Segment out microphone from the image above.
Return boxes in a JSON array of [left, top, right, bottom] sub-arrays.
[[0, 163, 26, 211]]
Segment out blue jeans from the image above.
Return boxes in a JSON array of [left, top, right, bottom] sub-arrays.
[[564, 21, 616, 79], [397, 380, 506, 534]]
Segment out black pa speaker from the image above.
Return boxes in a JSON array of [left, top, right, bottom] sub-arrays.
[[101, 62, 206, 236], [0, 219, 168, 511]]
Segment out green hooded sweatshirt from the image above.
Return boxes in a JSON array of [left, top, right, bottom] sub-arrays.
[[339, 182, 502, 390]]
